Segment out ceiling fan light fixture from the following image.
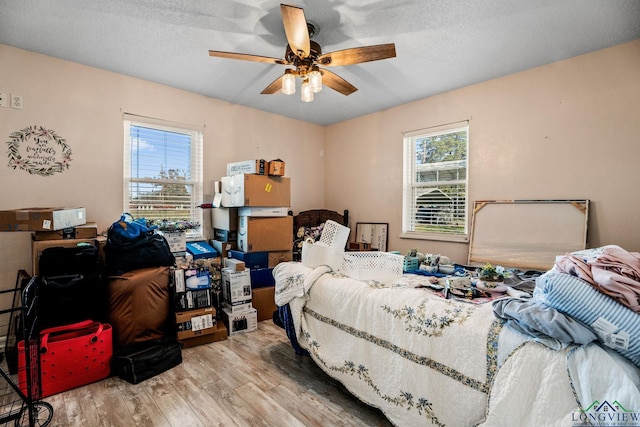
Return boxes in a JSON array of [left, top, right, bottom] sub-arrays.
[[301, 80, 314, 102], [282, 72, 296, 95], [309, 68, 322, 93]]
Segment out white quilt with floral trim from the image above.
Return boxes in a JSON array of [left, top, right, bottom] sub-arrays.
[[274, 262, 640, 427]]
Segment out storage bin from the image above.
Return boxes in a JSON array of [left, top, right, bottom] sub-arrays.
[[340, 252, 404, 282], [301, 220, 350, 270], [403, 256, 419, 272]]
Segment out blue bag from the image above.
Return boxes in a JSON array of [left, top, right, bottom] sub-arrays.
[[108, 213, 156, 244]]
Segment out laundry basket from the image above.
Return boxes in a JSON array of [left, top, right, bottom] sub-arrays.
[[340, 252, 404, 282], [302, 220, 350, 270]]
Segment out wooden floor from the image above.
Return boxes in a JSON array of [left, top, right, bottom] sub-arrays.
[[41, 321, 393, 427]]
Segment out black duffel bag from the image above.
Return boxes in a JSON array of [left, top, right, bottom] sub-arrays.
[[104, 232, 175, 276], [111, 336, 182, 384]]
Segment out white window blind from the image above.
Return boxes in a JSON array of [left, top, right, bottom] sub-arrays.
[[123, 115, 203, 240], [402, 121, 469, 241]]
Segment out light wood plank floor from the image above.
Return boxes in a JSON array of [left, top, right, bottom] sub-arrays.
[[41, 321, 393, 427]]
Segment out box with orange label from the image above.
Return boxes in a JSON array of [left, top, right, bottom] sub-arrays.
[[221, 174, 290, 207]]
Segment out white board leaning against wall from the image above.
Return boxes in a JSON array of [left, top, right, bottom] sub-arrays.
[[468, 199, 589, 271]]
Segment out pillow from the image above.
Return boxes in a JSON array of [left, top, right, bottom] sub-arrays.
[[293, 224, 325, 252]]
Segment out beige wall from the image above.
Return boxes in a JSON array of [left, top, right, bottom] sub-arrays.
[[0, 44, 325, 285], [325, 39, 640, 264], [1, 39, 639, 286]]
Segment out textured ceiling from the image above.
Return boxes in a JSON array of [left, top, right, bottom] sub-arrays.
[[1, 0, 639, 125]]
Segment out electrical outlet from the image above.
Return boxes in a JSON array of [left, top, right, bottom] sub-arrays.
[[0, 92, 7, 107], [11, 94, 23, 109]]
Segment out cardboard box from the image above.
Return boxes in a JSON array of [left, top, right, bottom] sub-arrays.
[[213, 229, 237, 242], [221, 301, 253, 314], [226, 159, 266, 176], [268, 160, 285, 176], [221, 175, 291, 207], [1, 207, 86, 232], [33, 222, 98, 241], [250, 268, 275, 289], [221, 307, 258, 335], [223, 257, 245, 272], [229, 250, 269, 269], [175, 307, 217, 340], [180, 323, 227, 348], [173, 268, 186, 293], [32, 238, 96, 275], [237, 207, 289, 217], [237, 215, 293, 252], [161, 231, 186, 253], [175, 288, 212, 311], [211, 207, 238, 231], [221, 268, 252, 305], [186, 241, 219, 259], [252, 286, 276, 322], [268, 250, 293, 267], [210, 239, 236, 259], [184, 267, 211, 290]]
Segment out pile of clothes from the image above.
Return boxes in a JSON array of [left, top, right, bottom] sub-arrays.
[[493, 245, 640, 367]]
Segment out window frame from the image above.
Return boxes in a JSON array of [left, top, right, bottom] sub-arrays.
[[123, 114, 204, 241], [401, 121, 470, 243]]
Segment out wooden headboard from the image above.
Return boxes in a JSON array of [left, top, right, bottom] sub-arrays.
[[289, 209, 349, 261], [290, 209, 349, 229]]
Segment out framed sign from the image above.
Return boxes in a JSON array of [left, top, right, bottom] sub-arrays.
[[355, 222, 389, 252], [6, 125, 72, 176]]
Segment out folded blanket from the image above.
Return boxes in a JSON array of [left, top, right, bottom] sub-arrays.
[[554, 245, 640, 313], [535, 270, 640, 367], [273, 262, 331, 341], [492, 297, 597, 345]]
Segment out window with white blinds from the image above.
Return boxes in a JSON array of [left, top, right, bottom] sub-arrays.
[[123, 115, 203, 240], [402, 122, 469, 241]]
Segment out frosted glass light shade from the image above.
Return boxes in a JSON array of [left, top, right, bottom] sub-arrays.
[[282, 73, 296, 95], [301, 81, 314, 102], [309, 70, 322, 93]]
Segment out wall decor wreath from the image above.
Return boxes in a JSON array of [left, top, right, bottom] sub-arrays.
[[6, 125, 72, 176]]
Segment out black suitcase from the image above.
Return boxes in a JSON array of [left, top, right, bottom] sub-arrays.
[[111, 336, 182, 384], [38, 245, 107, 328]]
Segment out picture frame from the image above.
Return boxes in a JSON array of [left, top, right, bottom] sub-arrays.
[[354, 222, 389, 252]]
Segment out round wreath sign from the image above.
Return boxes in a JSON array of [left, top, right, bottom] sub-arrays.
[[6, 125, 72, 176]]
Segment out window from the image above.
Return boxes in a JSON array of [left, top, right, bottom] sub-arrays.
[[123, 115, 203, 240], [402, 121, 469, 241]]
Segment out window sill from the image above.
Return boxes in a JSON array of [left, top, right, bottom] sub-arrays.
[[400, 232, 469, 243]]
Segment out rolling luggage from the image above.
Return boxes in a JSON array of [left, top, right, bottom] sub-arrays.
[[38, 244, 107, 328]]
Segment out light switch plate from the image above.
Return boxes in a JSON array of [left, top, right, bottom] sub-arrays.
[[0, 92, 7, 107]]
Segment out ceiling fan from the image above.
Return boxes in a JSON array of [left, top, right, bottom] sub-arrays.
[[208, 3, 396, 102]]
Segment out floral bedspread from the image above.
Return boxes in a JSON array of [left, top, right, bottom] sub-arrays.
[[274, 262, 640, 427]]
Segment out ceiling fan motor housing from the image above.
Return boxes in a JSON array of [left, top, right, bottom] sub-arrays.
[[285, 40, 323, 75]]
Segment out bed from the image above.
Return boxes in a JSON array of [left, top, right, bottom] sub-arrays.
[[274, 210, 640, 427]]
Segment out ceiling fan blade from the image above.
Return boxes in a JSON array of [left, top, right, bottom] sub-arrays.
[[321, 69, 357, 96], [261, 74, 284, 94], [318, 43, 396, 66], [280, 4, 310, 58], [208, 50, 287, 65]]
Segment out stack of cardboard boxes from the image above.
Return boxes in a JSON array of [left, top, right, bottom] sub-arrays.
[[0, 207, 101, 274], [211, 159, 293, 333], [174, 240, 227, 347]]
